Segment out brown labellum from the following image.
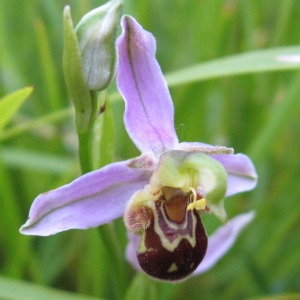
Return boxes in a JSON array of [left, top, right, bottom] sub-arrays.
[[137, 187, 207, 281]]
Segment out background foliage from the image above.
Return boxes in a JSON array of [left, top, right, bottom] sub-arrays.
[[1, 0, 300, 299]]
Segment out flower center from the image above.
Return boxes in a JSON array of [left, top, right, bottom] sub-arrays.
[[161, 187, 189, 224], [161, 186, 207, 224]]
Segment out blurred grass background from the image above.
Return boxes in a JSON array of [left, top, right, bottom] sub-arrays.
[[0, 0, 300, 299]]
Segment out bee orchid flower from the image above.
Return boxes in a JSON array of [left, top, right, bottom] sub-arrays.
[[20, 16, 257, 282]]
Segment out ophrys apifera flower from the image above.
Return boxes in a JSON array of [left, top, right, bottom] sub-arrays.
[[20, 16, 257, 282]]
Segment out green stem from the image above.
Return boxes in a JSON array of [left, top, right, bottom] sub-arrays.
[[77, 91, 98, 174], [76, 89, 128, 298], [78, 124, 94, 174], [124, 273, 158, 300], [98, 224, 128, 299]]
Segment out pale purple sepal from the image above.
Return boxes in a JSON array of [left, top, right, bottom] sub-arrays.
[[193, 211, 255, 275], [211, 154, 258, 197], [125, 211, 255, 276], [125, 232, 143, 272], [20, 161, 151, 236], [116, 16, 178, 156]]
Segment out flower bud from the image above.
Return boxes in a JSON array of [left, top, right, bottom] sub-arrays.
[[63, 1, 123, 133], [75, 0, 123, 90], [63, 6, 92, 133]]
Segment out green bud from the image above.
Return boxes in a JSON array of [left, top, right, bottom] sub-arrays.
[[75, 0, 123, 91], [63, 1, 123, 133], [63, 6, 92, 133]]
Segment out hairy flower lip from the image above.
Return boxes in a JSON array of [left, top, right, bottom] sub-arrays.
[[126, 210, 255, 278]]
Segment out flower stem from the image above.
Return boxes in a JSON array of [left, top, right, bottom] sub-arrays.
[[78, 125, 94, 174], [78, 90, 98, 174], [77, 90, 127, 298], [98, 224, 128, 298], [125, 273, 158, 300]]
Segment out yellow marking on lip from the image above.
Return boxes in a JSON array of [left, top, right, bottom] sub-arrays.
[[167, 263, 178, 273], [187, 187, 207, 211]]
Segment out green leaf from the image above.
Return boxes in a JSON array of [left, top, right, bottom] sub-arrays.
[[0, 275, 103, 300], [0, 146, 75, 174], [0, 107, 72, 142], [35, 19, 63, 111], [125, 273, 157, 300], [248, 72, 300, 161], [165, 46, 300, 87], [0, 86, 33, 130]]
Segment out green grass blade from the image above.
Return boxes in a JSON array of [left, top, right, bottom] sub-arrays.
[[165, 46, 300, 87], [35, 19, 64, 111], [125, 273, 157, 300], [0, 107, 72, 141], [0, 275, 103, 300], [0, 87, 34, 129], [0, 146, 74, 174], [248, 72, 300, 161]]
